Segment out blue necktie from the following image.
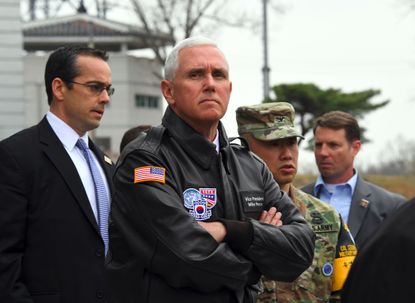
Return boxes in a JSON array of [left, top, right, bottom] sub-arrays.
[[76, 139, 109, 255]]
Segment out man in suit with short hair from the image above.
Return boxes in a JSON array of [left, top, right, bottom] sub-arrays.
[[302, 110, 405, 249], [0, 45, 114, 303]]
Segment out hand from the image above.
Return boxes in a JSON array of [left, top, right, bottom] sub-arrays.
[[197, 221, 226, 243], [259, 207, 283, 226]]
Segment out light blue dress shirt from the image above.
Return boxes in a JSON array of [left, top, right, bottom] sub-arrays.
[[313, 171, 358, 224], [46, 111, 110, 221]]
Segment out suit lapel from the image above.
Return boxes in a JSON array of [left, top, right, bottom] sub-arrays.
[[348, 175, 371, 239], [38, 118, 100, 234]]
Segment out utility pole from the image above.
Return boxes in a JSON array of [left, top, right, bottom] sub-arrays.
[[44, 0, 49, 18], [262, 0, 271, 100], [29, 0, 36, 20], [102, 0, 108, 18]]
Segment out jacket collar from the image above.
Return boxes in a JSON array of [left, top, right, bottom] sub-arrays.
[[38, 117, 101, 233], [162, 106, 230, 170], [39, 117, 113, 235]]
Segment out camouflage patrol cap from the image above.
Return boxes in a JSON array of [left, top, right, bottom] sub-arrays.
[[236, 102, 304, 141]]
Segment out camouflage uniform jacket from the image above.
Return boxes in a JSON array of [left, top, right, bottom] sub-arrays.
[[257, 186, 356, 303]]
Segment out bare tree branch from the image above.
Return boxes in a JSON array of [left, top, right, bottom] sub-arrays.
[[21, 0, 284, 79], [186, 0, 215, 36], [157, 0, 176, 44], [129, 0, 166, 64], [184, 0, 194, 37]]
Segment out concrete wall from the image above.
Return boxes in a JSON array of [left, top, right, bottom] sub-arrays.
[[23, 54, 48, 126], [0, 0, 25, 139]]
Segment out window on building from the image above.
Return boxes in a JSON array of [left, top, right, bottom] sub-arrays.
[[135, 94, 160, 109]]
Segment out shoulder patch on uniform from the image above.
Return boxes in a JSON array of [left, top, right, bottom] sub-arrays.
[[183, 187, 217, 220], [134, 166, 165, 184], [322, 262, 333, 277]]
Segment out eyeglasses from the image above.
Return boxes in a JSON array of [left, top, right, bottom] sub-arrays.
[[67, 80, 115, 96]]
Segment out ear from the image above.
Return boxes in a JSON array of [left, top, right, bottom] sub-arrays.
[[160, 80, 175, 107], [51, 78, 66, 102], [351, 139, 362, 156], [229, 81, 232, 94]]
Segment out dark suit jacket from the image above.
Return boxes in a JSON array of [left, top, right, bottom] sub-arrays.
[[341, 197, 415, 303], [302, 174, 405, 248], [0, 117, 114, 303]]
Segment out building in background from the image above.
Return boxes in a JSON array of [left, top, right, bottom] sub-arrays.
[[2, 8, 171, 159], [0, 0, 25, 139]]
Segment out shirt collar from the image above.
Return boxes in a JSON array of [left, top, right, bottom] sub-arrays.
[[314, 169, 359, 195], [46, 111, 88, 150], [213, 129, 220, 153]]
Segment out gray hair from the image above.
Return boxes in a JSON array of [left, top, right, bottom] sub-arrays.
[[163, 36, 227, 81]]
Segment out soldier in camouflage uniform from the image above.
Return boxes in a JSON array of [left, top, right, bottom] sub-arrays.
[[236, 102, 357, 303]]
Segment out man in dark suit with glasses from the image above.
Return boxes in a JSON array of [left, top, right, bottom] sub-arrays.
[[0, 45, 114, 303]]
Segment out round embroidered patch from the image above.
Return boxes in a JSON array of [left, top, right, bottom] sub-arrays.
[[183, 188, 202, 208], [322, 262, 333, 276]]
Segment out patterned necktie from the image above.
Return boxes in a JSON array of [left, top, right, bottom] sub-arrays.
[[76, 139, 109, 255]]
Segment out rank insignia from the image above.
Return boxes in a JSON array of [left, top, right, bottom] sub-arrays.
[[183, 187, 217, 220]]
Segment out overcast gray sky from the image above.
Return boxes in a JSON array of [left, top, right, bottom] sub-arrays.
[[26, 0, 414, 172], [216, 0, 415, 172]]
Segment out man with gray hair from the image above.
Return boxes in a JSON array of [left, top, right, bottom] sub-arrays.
[[106, 37, 315, 303], [236, 102, 356, 303]]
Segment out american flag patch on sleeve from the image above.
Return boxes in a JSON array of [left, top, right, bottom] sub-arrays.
[[134, 166, 166, 184]]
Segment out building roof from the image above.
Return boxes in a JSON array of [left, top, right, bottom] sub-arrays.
[[23, 13, 172, 52]]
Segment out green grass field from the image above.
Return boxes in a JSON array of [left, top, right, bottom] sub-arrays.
[[294, 174, 415, 200]]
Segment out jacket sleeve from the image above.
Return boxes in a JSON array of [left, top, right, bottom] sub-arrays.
[[108, 149, 260, 293], [0, 143, 34, 303], [243, 160, 316, 282]]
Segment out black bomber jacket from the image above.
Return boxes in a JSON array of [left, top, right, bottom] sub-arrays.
[[106, 107, 315, 303]]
